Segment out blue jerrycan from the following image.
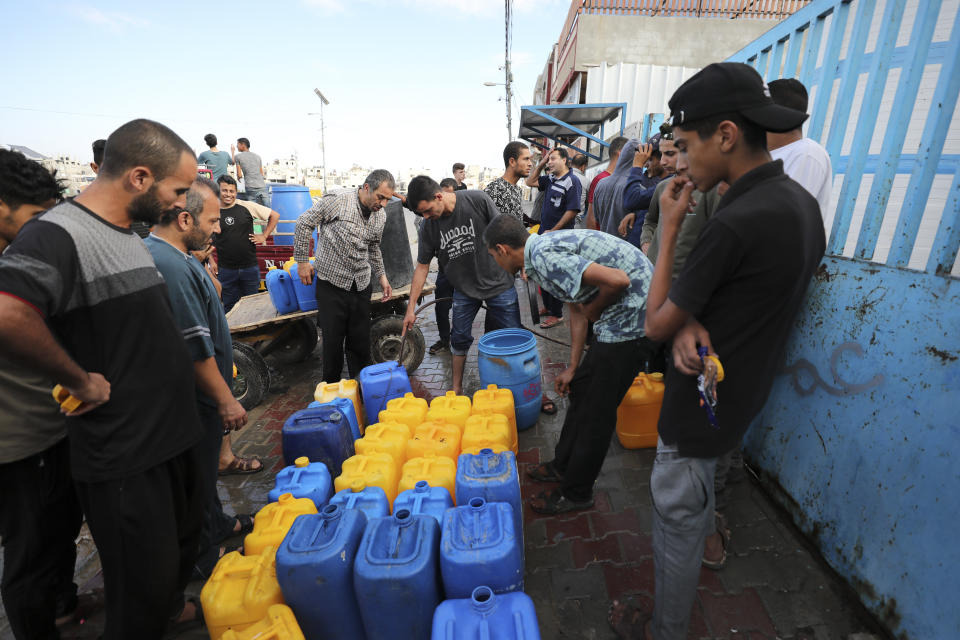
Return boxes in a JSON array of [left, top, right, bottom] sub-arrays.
[[281, 406, 354, 475], [440, 497, 522, 598], [431, 586, 541, 639], [275, 504, 368, 640]]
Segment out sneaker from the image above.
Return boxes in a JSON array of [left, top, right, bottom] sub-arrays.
[[429, 338, 450, 355]]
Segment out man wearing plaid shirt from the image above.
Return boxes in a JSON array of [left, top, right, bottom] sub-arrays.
[[293, 170, 396, 383]]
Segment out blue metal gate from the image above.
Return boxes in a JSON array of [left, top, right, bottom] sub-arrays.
[[721, 1, 960, 638]]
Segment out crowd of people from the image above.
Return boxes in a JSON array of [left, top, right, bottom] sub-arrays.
[[0, 61, 832, 640]]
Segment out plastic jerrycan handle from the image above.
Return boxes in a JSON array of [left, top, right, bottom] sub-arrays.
[[293, 410, 342, 425], [469, 497, 486, 538]]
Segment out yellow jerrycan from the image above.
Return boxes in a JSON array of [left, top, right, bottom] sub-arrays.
[[398, 452, 457, 505], [335, 452, 399, 505], [201, 546, 284, 640], [461, 413, 515, 455], [314, 378, 365, 432], [615, 372, 665, 449], [406, 420, 461, 462], [355, 421, 410, 466], [426, 391, 472, 433], [378, 392, 429, 436], [244, 494, 317, 557]]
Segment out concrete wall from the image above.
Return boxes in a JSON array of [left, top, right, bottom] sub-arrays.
[[575, 14, 774, 71]]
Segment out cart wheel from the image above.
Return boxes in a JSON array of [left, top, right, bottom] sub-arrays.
[[233, 341, 270, 410], [268, 318, 318, 365], [370, 314, 425, 374]]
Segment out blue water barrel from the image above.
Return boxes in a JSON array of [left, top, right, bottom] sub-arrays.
[[455, 449, 522, 553], [394, 480, 453, 526], [329, 485, 390, 521], [268, 456, 332, 509], [477, 329, 541, 431], [431, 586, 541, 639], [276, 504, 368, 640], [440, 498, 522, 598], [269, 184, 312, 246], [265, 268, 298, 314], [281, 407, 354, 474], [286, 261, 317, 312], [358, 361, 413, 426], [309, 397, 361, 441], [355, 509, 441, 640]]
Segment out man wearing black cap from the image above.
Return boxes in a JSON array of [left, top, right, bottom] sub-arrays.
[[609, 63, 825, 639]]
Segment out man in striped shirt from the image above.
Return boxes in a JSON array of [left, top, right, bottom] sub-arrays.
[[293, 170, 395, 383]]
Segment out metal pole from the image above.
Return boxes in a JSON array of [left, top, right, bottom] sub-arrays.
[[505, 0, 513, 142], [320, 100, 327, 193]]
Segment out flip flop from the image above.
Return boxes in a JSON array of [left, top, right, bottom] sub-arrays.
[[540, 397, 557, 415], [539, 317, 563, 329], [218, 455, 263, 476], [608, 599, 652, 640]]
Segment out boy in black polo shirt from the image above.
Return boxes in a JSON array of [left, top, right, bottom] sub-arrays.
[[608, 63, 825, 639]]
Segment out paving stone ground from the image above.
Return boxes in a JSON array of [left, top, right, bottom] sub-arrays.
[[0, 277, 889, 639]]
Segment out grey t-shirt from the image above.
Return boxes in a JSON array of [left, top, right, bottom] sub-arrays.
[[235, 151, 265, 189], [417, 190, 513, 300], [0, 354, 65, 464]]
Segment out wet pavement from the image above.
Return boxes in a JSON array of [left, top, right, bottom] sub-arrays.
[[0, 276, 888, 640]]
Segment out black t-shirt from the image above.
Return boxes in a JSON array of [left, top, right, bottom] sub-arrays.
[[454, 182, 467, 191], [214, 203, 257, 269], [0, 200, 203, 481], [658, 161, 825, 458]]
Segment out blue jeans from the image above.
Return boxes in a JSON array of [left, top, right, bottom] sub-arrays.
[[450, 286, 521, 356], [244, 187, 271, 207], [220, 265, 261, 312]]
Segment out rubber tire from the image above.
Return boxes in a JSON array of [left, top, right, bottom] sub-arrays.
[[232, 341, 270, 410], [369, 314, 426, 374], [268, 319, 318, 365]]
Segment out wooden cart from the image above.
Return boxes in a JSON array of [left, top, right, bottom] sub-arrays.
[[226, 282, 434, 409]]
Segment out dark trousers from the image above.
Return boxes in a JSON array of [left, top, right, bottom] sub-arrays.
[[316, 278, 372, 383], [0, 438, 83, 640], [552, 339, 648, 502], [76, 446, 204, 639], [197, 403, 236, 551], [434, 269, 453, 341], [541, 288, 564, 319]]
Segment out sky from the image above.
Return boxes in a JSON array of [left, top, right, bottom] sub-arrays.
[[2, 0, 571, 178]]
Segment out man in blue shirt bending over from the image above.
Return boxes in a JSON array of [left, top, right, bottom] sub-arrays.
[[484, 215, 654, 515]]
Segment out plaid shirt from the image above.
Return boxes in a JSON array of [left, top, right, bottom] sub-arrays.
[[293, 189, 386, 291], [524, 230, 653, 343]]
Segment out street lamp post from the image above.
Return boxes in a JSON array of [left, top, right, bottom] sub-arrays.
[[483, 80, 512, 143], [310, 88, 330, 193]]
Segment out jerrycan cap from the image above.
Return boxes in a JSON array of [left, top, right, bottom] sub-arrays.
[[649, 372, 664, 381], [328, 411, 343, 422], [468, 497, 487, 510], [294, 457, 310, 468], [471, 586, 498, 614], [320, 503, 342, 521], [394, 509, 414, 527], [278, 493, 294, 503], [350, 480, 366, 493], [414, 480, 430, 493]]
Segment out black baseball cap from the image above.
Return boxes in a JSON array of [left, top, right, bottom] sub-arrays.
[[668, 62, 808, 133]]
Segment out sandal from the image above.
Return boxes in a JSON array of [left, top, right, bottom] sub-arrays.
[[702, 511, 731, 570], [529, 489, 593, 515], [608, 599, 652, 640], [539, 316, 563, 329], [218, 455, 264, 476], [526, 461, 563, 483], [164, 596, 204, 638], [540, 397, 557, 415]]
